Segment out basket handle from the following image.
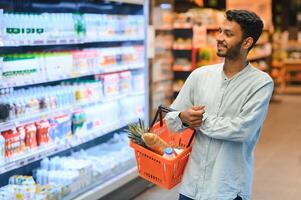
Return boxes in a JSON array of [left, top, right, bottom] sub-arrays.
[[150, 104, 175, 128], [150, 105, 195, 148]]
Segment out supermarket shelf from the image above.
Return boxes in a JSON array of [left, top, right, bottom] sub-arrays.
[[173, 45, 192, 50], [0, 64, 144, 89], [107, 0, 143, 4], [287, 77, 301, 82], [0, 38, 83, 47], [173, 23, 193, 29], [0, 119, 136, 174], [70, 166, 138, 200], [0, 1, 148, 197], [0, 143, 58, 174], [0, 91, 145, 132], [272, 61, 283, 68], [0, 40, 144, 55], [248, 53, 271, 61], [283, 59, 301, 65], [173, 65, 193, 71], [282, 86, 301, 94], [285, 41, 301, 50], [155, 25, 173, 31], [0, 38, 144, 48], [0, 106, 71, 132]]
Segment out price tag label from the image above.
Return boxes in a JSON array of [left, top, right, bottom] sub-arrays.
[[3, 162, 15, 173], [59, 39, 67, 44]]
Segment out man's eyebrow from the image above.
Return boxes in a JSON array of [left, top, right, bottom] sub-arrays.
[[218, 27, 235, 35], [222, 28, 234, 34]]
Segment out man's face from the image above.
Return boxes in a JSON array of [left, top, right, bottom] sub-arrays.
[[216, 19, 244, 59]]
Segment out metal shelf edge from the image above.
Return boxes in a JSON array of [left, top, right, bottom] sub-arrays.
[[0, 39, 144, 48], [107, 0, 143, 5]]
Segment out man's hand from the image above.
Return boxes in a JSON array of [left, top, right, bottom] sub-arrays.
[[179, 105, 205, 128]]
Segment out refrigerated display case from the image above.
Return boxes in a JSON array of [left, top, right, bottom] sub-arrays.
[[0, 0, 150, 199]]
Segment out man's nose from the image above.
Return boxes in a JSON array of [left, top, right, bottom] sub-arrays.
[[216, 33, 224, 42]]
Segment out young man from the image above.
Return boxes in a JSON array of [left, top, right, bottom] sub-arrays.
[[166, 10, 274, 200]]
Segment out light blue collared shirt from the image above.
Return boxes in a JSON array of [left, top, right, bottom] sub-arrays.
[[166, 63, 273, 200]]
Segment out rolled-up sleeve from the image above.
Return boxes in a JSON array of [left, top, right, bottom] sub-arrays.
[[165, 111, 186, 132], [199, 81, 274, 142]]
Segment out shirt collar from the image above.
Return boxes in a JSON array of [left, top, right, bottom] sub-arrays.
[[221, 62, 251, 81]]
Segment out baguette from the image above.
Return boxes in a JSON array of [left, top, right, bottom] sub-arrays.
[[142, 133, 168, 155]]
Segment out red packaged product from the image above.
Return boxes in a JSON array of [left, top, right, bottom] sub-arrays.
[[36, 120, 50, 146], [1, 129, 22, 158], [24, 124, 38, 149]]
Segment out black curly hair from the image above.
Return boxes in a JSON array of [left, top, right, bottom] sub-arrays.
[[226, 10, 264, 50]]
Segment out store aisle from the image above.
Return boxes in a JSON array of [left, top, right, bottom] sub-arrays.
[[134, 95, 301, 200]]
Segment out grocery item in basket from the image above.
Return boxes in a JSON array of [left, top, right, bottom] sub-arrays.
[[127, 119, 168, 156], [162, 147, 176, 159], [142, 133, 168, 155], [174, 147, 184, 155], [127, 119, 148, 148]]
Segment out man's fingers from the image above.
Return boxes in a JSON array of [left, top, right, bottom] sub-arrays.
[[189, 115, 203, 121], [180, 107, 205, 126], [188, 112, 204, 122], [190, 110, 205, 117], [191, 118, 203, 122], [190, 123, 202, 128], [192, 105, 205, 111], [189, 118, 203, 125], [190, 121, 202, 127]]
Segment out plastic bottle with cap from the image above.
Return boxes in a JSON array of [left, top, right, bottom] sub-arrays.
[[163, 147, 176, 159]]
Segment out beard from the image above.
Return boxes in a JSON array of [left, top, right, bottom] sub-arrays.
[[216, 40, 243, 59]]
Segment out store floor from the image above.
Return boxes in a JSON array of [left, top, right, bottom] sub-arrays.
[[133, 95, 301, 200]]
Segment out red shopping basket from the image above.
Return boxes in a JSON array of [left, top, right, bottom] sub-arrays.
[[129, 105, 195, 189]]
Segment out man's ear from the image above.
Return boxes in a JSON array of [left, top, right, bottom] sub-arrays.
[[243, 37, 254, 50]]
